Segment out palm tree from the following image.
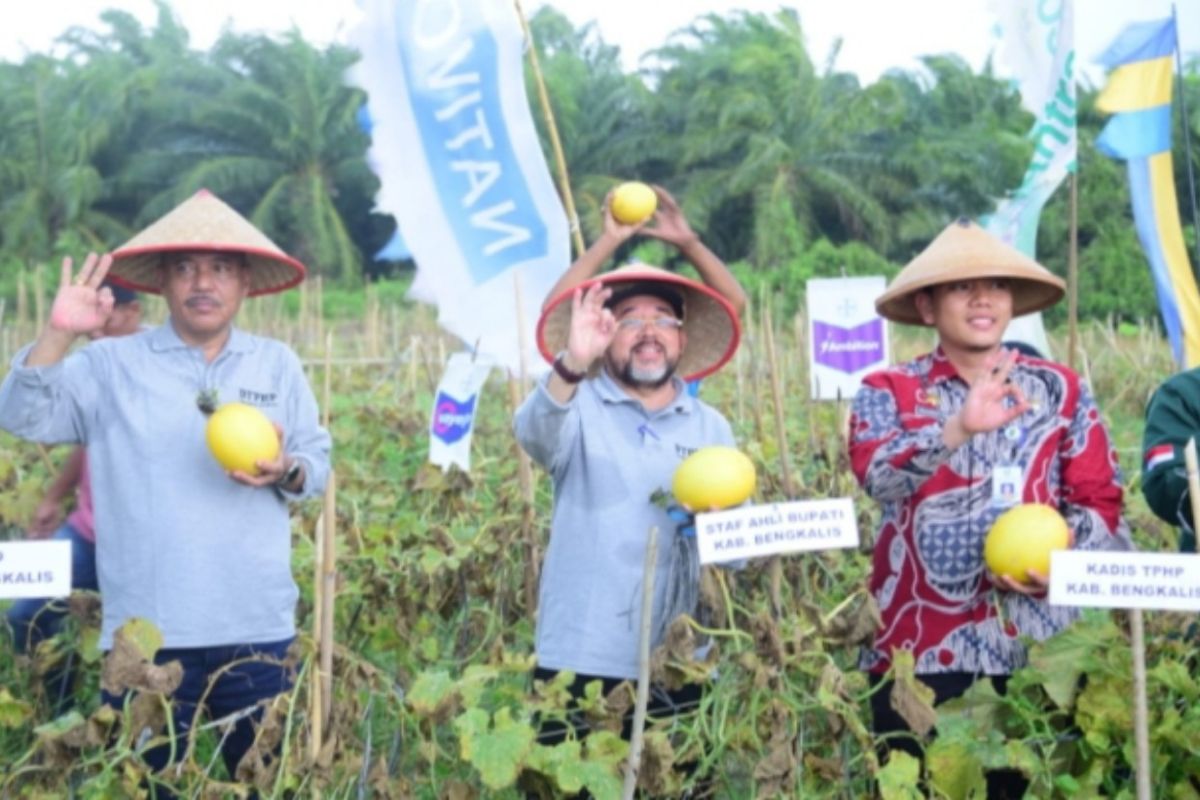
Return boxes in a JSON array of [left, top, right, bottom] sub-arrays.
[[134, 32, 377, 283], [646, 10, 895, 266]]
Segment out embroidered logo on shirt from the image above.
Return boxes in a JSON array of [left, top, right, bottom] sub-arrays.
[[239, 388, 278, 406]]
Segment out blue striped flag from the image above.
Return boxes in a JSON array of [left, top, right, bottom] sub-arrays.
[[1096, 16, 1200, 368], [350, 0, 569, 373]]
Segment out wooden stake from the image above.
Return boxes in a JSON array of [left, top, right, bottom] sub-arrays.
[[319, 472, 338, 730], [323, 331, 333, 430], [622, 526, 658, 800], [33, 263, 45, 334], [761, 300, 795, 618], [1184, 438, 1200, 547], [309, 510, 325, 761], [513, 0, 586, 257], [1130, 608, 1151, 800], [511, 271, 539, 614]]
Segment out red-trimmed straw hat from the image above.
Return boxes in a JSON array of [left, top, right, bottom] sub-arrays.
[[108, 189, 306, 296], [537, 263, 741, 382], [875, 217, 1065, 325]]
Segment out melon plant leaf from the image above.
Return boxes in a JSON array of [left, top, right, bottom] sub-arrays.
[[454, 707, 535, 790], [925, 738, 986, 800], [877, 751, 923, 800], [407, 670, 458, 718]]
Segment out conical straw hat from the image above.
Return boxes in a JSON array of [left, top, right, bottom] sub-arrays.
[[537, 264, 741, 382], [108, 190, 306, 296], [875, 217, 1065, 325]]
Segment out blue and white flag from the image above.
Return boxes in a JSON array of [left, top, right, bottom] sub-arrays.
[[985, 0, 1076, 356], [351, 0, 569, 373]]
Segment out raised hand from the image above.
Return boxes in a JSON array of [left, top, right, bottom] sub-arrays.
[[48, 253, 115, 337], [600, 189, 647, 243], [958, 349, 1029, 436], [639, 185, 700, 249], [564, 283, 616, 372]]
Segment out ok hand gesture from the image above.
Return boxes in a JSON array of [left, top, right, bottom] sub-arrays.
[[48, 253, 115, 337], [564, 283, 616, 373]]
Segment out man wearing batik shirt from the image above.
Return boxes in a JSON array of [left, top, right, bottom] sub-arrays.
[[848, 218, 1132, 794]]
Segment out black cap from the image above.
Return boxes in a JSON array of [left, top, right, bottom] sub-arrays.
[[603, 281, 685, 319], [103, 280, 139, 306]]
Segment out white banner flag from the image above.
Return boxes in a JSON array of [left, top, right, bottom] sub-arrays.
[[430, 351, 494, 471], [986, 0, 1076, 357], [806, 277, 889, 400], [351, 1, 569, 373]]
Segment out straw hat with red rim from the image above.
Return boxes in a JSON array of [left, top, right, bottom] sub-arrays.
[[875, 217, 1065, 325], [107, 190, 307, 297], [537, 263, 741, 382]]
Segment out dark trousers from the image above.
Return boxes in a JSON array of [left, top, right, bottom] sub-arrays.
[[869, 671, 1030, 799], [102, 637, 294, 794], [528, 666, 706, 798]]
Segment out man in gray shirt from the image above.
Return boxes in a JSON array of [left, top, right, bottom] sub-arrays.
[[0, 190, 330, 787], [514, 263, 740, 781]]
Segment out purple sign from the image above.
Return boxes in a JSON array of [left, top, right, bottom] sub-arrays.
[[431, 393, 477, 444], [813, 319, 884, 374]]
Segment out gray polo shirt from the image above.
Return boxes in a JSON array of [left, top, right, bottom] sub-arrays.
[[514, 370, 734, 680], [0, 322, 331, 649]]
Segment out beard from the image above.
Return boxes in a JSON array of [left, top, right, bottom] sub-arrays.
[[605, 342, 678, 390]]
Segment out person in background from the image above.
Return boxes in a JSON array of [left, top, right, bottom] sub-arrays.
[[1141, 363, 1200, 551], [848, 218, 1132, 798], [6, 283, 142, 712]]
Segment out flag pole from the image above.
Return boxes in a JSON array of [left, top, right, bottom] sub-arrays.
[[1172, 4, 1200, 276], [1068, 172, 1079, 370], [513, 0, 587, 258]]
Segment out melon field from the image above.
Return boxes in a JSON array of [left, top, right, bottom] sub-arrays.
[[0, 285, 1197, 799]]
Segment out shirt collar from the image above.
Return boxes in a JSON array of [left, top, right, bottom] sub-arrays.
[[923, 345, 1026, 385], [149, 320, 253, 355], [595, 368, 693, 415]]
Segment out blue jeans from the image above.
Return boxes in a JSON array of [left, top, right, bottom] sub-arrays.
[[102, 637, 296, 789], [6, 521, 99, 653]]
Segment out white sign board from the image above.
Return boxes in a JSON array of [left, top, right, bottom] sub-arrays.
[[0, 540, 72, 599], [1049, 550, 1200, 612], [695, 498, 859, 565], [806, 276, 889, 401]]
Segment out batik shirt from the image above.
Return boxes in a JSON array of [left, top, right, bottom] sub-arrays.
[[848, 348, 1132, 675]]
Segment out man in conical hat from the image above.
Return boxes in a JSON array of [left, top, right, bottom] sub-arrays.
[[513, 259, 740, 790], [847, 217, 1132, 791], [0, 190, 331, 784]]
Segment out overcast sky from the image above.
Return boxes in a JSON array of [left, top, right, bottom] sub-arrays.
[[2, 1, 1197, 88]]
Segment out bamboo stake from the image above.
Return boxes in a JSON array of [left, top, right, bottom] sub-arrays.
[[762, 299, 797, 618], [762, 300, 798, 495], [17, 271, 27, 332], [323, 331, 333, 430], [319, 471, 337, 730], [622, 526, 658, 800], [309, 509, 325, 761], [513, 0, 586, 257], [1130, 607, 1151, 800], [511, 271, 539, 615], [1185, 438, 1200, 546], [33, 263, 45, 334]]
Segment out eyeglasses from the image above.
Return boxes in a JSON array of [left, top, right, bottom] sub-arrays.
[[165, 258, 245, 283], [615, 317, 683, 333]]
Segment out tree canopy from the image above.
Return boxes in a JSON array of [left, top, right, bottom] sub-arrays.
[[0, 2, 1196, 324]]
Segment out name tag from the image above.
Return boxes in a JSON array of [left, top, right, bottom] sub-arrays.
[[0, 541, 72, 598]]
